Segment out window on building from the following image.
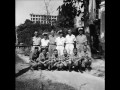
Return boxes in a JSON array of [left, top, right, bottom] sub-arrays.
[[44, 21, 46, 24], [33, 18, 35, 21], [33, 15, 35, 17], [41, 21, 43, 24]]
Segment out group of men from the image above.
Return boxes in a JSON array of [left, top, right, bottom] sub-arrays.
[[29, 27, 92, 72]]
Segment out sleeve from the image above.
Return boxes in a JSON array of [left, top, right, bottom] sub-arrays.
[[55, 38, 57, 43], [84, 35, 87, 42], [73, 35, 76, 41], [38, 53, 42, 61], [39, 38, 41, 45]]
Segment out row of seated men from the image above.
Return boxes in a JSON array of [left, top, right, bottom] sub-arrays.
[[29, 46, 92, 72]]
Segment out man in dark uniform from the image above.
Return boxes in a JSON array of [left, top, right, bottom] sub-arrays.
[[29, 47, 40, 70]]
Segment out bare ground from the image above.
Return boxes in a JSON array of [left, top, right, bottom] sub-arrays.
[[16, 54, 105, 90]]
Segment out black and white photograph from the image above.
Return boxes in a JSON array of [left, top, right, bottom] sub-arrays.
[[15, 0, 105, 90]]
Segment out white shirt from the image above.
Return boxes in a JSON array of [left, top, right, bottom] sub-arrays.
[[33, 36, 41, 45], [65, 34, 76, 44], [55, 37, 65, 46], [41, 38, 49, 47]]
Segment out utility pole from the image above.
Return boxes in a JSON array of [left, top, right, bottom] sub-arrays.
[[44, 0, 51, 25]]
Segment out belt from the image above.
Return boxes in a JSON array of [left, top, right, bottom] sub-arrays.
[[57, 45, 64, 46], [33, 45, 40, 46], [66, 43, 74, 44], [49, 44, 56, 45]]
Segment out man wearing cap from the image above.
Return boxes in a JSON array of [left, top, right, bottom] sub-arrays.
[[65, 29, 76, 55], [76, 27, 87, 53], [41, 32, 49, 52], [48, 30, 57, 56], [55, 30, 65, 56], [31, 31, 41, 52]]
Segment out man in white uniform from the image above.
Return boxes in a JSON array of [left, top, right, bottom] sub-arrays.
[[31, 31, 41, 52], [65, 29, 76, 55], [55, 30, 65, 56], [41, 33, 49, 51]]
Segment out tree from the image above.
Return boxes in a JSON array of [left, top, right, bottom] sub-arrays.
[[17, 19, 53, 46], [56, 0, 85, 30]]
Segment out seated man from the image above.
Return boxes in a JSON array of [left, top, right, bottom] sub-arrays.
[[71, 48, 83, 72], [49, 49, 60, 70], [81, 45, 92, 71], [37, 48, 49, 70], [60, 49, 71, 71], [29, 47, 40, 70]]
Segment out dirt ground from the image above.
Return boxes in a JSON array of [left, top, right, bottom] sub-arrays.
[[16, 54, 105, 90]]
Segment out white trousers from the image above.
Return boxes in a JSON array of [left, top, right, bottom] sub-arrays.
[[65, 44, 74, 55], [56, 46, 64, 56]]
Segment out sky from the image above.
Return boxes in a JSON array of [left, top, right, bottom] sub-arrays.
[[15, 0, 63, 26]]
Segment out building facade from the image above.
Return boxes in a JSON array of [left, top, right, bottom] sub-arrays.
[[30, 13, 58, 26]]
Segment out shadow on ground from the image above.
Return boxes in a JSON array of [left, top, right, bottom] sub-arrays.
[[16, 79, 76, 90]]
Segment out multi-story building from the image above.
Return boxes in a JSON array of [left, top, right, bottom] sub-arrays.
[[30, 13, 58, 26]]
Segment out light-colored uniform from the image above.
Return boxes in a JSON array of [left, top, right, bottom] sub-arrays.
[[81, 49, 92, 68], [31, 36, 41, 52], [41, 38, 49, 48], [48, 35, 56, 56], [55, 37, 65, 56], [65, 34, 76, 55], [76, 34, 87, 52]]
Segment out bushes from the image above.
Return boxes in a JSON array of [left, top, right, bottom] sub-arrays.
[[17, 19, 56, 46]]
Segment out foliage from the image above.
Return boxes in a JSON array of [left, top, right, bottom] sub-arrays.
[[17, 19, 55, 45], [56, 0, 78, 29]]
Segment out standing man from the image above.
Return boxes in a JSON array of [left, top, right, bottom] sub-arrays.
[[55, 30, 65, 56], [65, 29, 76, 55], [48, 30, 56, 56], [41, 33, 49, 52], [76, 27, 87, 53], [31, 31, 41, 52]]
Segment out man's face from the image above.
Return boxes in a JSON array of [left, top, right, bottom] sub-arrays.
[[54, 51, 58, 56], [63, 50, 67, 55], [73, 49, 77, 55], [60, 33, 63, 37], [44, 35, 47, 39], [42, 49, 46, 54], [51, 30, 54, 35], [34, 32, 38, 37], [79, 30, 83, 35], [84, 47, 87, 52], [34, 48, 38, 52], [68, 30, 72, 34]]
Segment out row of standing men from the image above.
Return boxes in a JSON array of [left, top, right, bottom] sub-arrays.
[[31, 27, 91, 57]]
